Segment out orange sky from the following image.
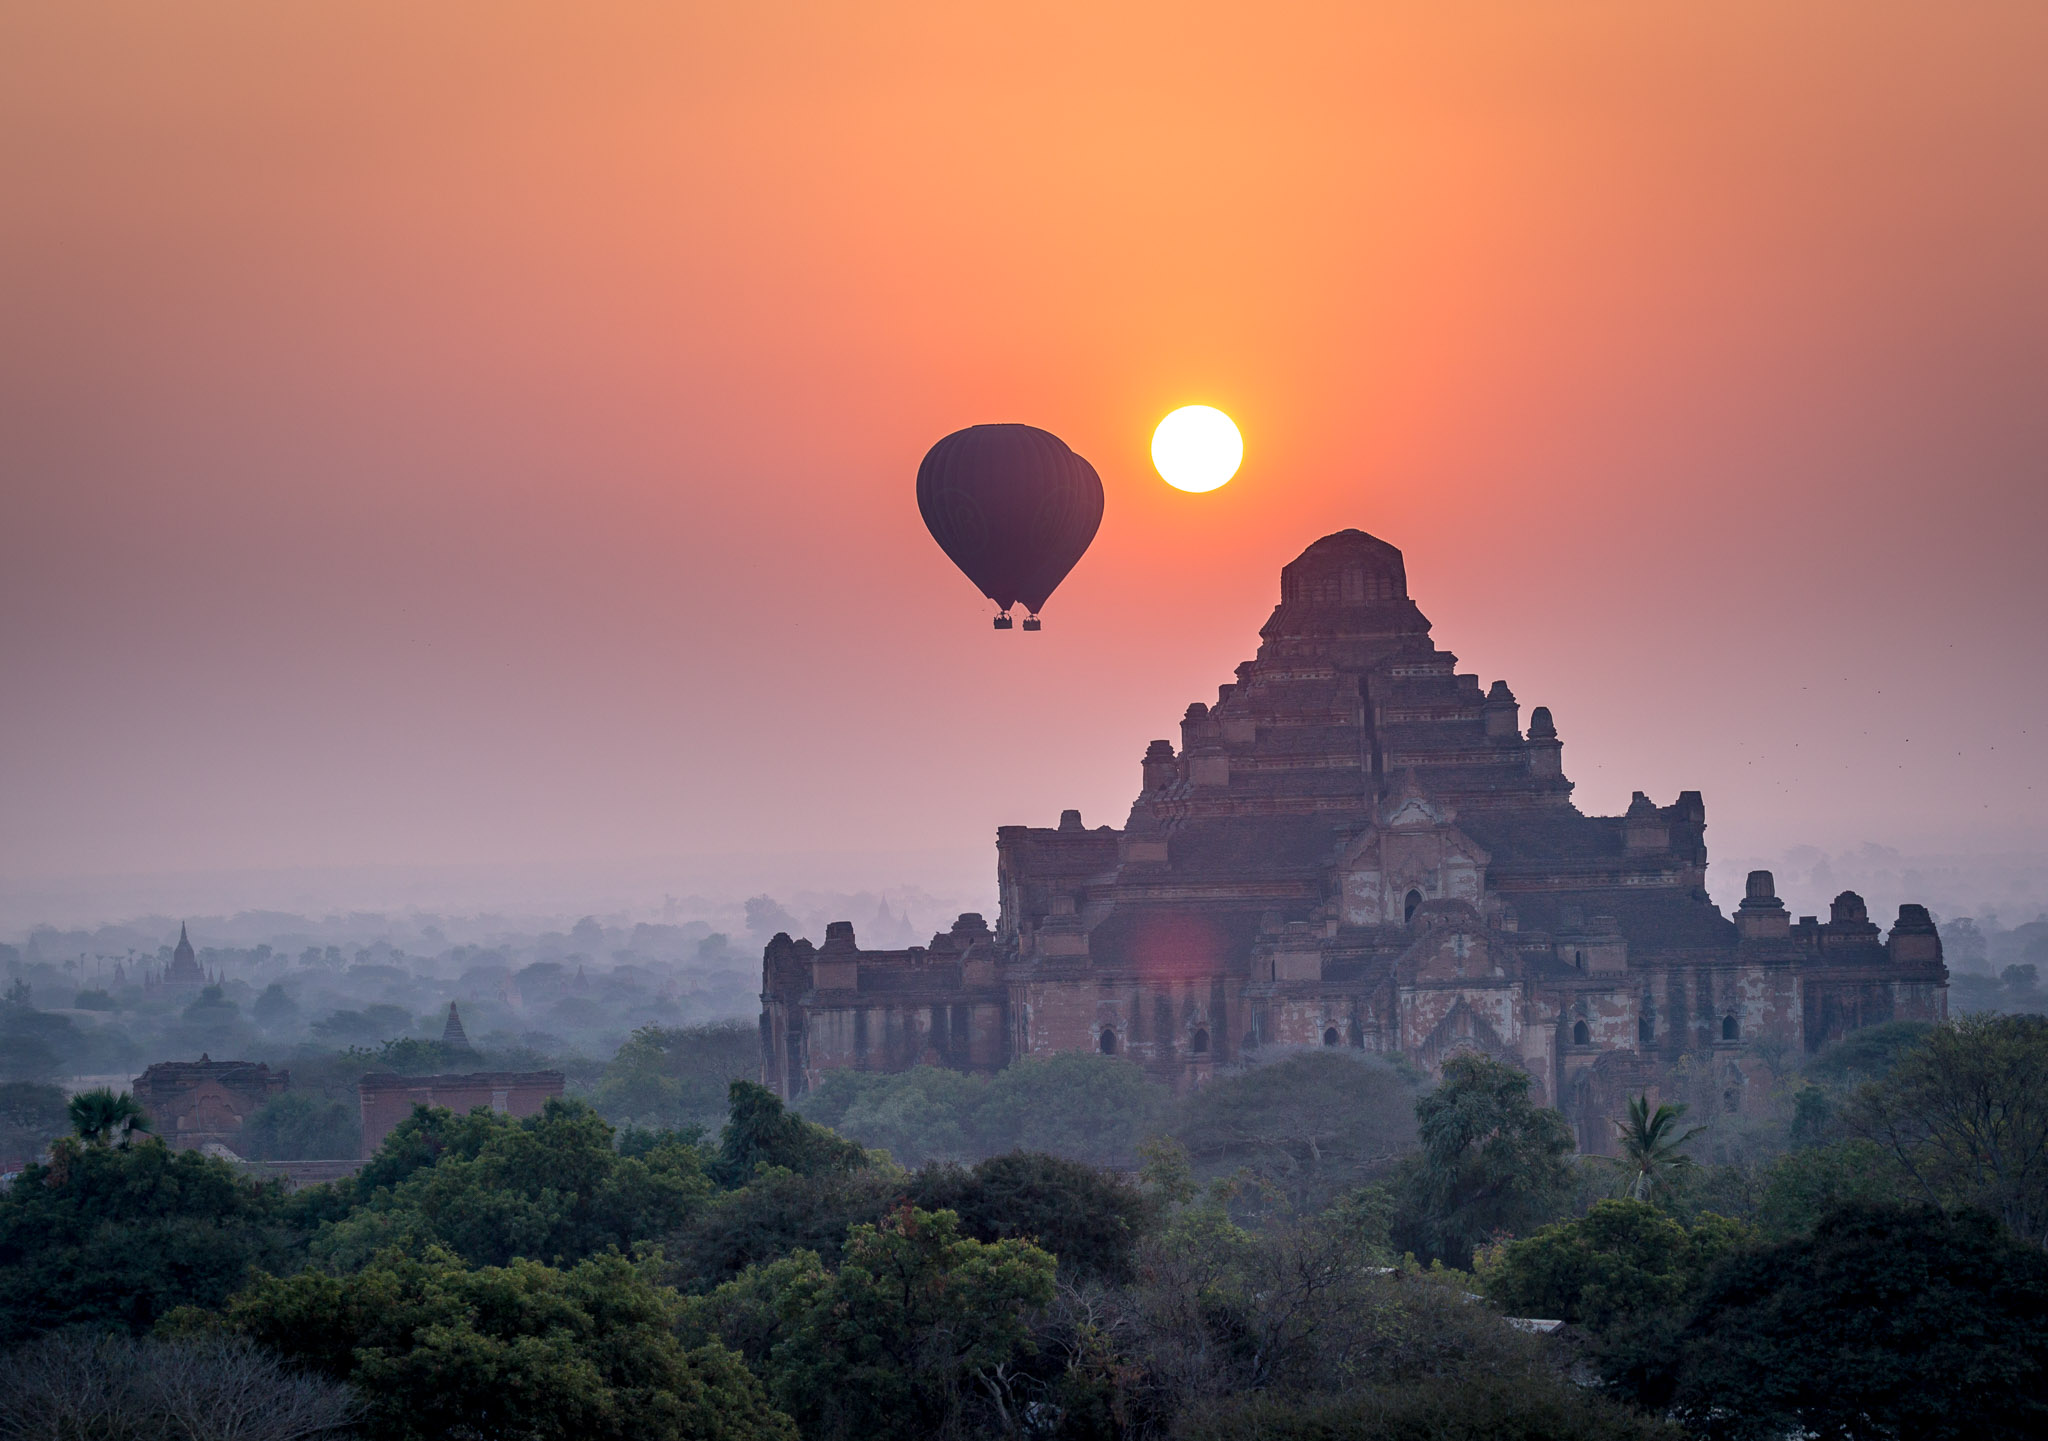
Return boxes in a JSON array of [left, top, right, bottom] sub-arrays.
[[3, 3, 2045, 907]]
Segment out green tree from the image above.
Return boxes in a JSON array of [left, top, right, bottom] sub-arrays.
[[0, 1138, 298, 1346], [975, 1053, 1170, 1169], [666, 1166, 903, 1291], [699, 1205, 1057, 1441], [252, 981, 300, 1029], [182, 984, 240, 1028], [1672, 1203, 2048, 1441], [1805, 1019, 1935, 1088], [908, 1151, 1154, 1284], [0, 1080, 69, 1167], [239, 1092, 361, 1161], [229, 1247, 795, 1441], [362, 1035, 477, 1075], [67, 1087, 152, 1146], [1482, 1199, 1752, 1406], [802, 1065, 987, 1165], [1847, 1013, 2048, 1243], [1392, 1053, 1575, 1267], [597, 1022, 782, 1132], [317, 1098, 709, 1270], [1171, 1052, 1420, 1213], [712, 1081, 871, 1189], [1177, 1374, 1681, 1440], [797, 1054, 1172, 1170], [0, 1002, 71, 1082], [1061, 1203, 1548, 1434], [1752, 1138, 1913, 1239], [1610, 1095, 1703, 1203]]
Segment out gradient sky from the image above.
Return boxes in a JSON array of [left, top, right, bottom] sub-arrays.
[[3, 4, 2045, 910]]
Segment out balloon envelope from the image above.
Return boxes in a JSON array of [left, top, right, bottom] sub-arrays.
[[916, 424, 1104, 615]]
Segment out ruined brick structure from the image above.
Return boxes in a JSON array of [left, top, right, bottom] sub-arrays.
[[356, 1070, 565, 1157], [132, 1056, 289, 1155], [760, 529, 1948, 1149]]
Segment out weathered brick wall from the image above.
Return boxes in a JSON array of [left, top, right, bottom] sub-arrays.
[[357, 1071, 564, 1158], [131, 1061, 289, 1154], [799, 999, 1008, 1091], [1016, 974, 1233, 1073]]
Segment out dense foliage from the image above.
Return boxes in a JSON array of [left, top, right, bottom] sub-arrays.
[[1671, 1204, 2048, 1441], [240, 1091, 363, 1161], [0, 1081, 70, 1169], [799, 1053, 1172, 1169], [595, 1022, 764, 1131], [1845, 1012, 2048, 1244], [1392, 1052, 1576, 1266], [1170, 1051, 1419, 1211], [228, 1248, 792, 1441], [5, 1015, 2048, 1440], [684, 1205, 1057, 1441], [0, 1137, 304, 1347], [1482, 1201, 1754, 1406], [315, 1098, 709, 1270], [908, 1151, 1153, 1284]]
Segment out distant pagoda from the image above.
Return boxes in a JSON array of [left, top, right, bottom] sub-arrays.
[[440, 1001, 476, 1054], [164, 923, 206, 987]]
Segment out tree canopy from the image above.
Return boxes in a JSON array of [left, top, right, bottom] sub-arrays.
[[317, 1098, 709, 1270], [229, 1247, 794, 1441], [1392, 1052, 1575, 1266], [1847, 1013, 2048, 1245], [1671, 1203, 2048, 1441], [0, 1137, 298, 1346], [1483, 1200, 1753, 1406]]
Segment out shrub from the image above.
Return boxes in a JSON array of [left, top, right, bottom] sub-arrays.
[[0, 1330, 361, 1441]]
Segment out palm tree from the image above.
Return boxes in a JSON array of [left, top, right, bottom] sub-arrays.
[[1611, 1093, 1703, 1202], [68, 1088, 152, 1147]]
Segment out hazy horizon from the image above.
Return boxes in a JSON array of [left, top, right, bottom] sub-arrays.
[[5, 5, 2045, 924]]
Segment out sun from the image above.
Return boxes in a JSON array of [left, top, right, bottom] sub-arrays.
[[1151, 405, 1243, 493]]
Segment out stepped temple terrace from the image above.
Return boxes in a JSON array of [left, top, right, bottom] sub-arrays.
[[759, 529, 1947, 1150]]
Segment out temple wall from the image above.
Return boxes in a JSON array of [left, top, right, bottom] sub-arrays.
[[1560, 985, 1639, 1052], [357, 1070, 563, 1158], [1398, 984, 1521, 1057], [1016, 975, 1229, 1075], [1802, 978, 1900, 1052], [132, 1061, 289, 1155], [1891, 979, 1948, 1023], [1255, 991, 1388, 1050], [798, 998, 1007, 1086]]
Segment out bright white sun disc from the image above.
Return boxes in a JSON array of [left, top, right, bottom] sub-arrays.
[[1152, 405, 1243, 493]]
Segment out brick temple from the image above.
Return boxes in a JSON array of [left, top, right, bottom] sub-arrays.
[[759, 529, 1947, 1148], [132, 1056, 289, 1153], [357, 1070, 566, 1156]]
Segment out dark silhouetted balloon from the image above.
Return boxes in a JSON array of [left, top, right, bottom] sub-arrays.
[[916, 423, 1103, 629]]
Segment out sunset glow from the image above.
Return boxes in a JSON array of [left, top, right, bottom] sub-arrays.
[[0, 3, 2043, 903], [1151, 406, 1244, 493]]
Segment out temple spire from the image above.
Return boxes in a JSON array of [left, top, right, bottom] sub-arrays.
[[441, 1001, 474, 1053], [166, 922, 202, 984]]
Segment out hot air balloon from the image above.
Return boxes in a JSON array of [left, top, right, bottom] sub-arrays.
[[916, 423, 1104, 630]]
